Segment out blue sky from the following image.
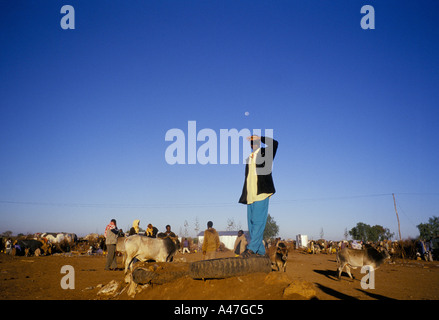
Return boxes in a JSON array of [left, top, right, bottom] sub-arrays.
[[1, 0, 438, 240]]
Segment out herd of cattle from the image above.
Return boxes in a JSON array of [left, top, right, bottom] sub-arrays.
[[304, 238, 438, 262], [0, 232, 101, 257], [0, 232, 434, 260], [1, 232, 436, 281], [0, 232, 404, 285]]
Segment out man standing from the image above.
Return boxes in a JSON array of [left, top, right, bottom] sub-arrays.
[[104, 219, 119, 270], [202, 221, 220, 260], [182, 237, 190, 254], [239, 135, 278, 257]]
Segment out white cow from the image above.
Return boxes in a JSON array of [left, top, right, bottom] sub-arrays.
[[41, 232, 77, 244], [124, 235, 179, 273]]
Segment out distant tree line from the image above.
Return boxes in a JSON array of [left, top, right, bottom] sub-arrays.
[[417, 216, 439, 240], [349, 222, 394, 242]]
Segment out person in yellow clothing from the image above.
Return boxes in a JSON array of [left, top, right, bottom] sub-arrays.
[[202, 221, 220, 260], [239, 135, 278, 258], [129, 219, 140, 236], [145, 223, 158, 238]]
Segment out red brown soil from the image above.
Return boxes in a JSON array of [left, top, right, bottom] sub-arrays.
[[1, 250, 438, 300]]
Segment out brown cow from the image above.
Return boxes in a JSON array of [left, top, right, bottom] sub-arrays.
[[337, 247, 390, 280], [268, 242, 288, 272]]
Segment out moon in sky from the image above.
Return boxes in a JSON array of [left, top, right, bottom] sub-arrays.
[[244, 111, 250, 116]]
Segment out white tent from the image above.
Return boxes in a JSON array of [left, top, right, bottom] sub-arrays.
[[296, 234, 308, 249]]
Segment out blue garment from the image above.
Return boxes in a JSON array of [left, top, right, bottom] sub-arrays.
[[247, 197, 269, 255]]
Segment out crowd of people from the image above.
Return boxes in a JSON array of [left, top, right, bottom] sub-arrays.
[[103, 218, 251, 269], [103, 219, 179, 270], [104, 134, 278, 268]]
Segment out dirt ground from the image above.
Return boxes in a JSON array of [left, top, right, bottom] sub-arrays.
[[1, 249, 438, 300]]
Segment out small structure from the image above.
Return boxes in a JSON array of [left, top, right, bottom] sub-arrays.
[[197, 231, 249, 251], [296, 234, 308, 249]]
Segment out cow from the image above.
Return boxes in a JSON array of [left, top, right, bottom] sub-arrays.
[[13, 239, 50, 256], [124, 235, 179, 274], [268, 242, 288, 272], [41, 232, 77, 244], [116, 236, 126, 253], [116, 236, 127, 264], [336, 247, 390, 280], [40, 232, 77, 253]]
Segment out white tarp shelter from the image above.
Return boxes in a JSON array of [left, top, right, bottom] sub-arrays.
[[296, 234, 308, 249]]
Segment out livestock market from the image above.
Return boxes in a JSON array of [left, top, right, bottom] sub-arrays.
[[2, 1, 439, 313], [1, 229, 438, 301]]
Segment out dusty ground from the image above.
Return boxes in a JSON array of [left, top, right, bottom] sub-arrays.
[[1, 250, 438, 300]]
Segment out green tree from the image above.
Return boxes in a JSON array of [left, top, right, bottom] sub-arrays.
[[368, 225, 394, 242], [349, 222, 394, 242], [263, 214, 279, 240], [417, 216, 439, 240], [349, 222, 369, 241]]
